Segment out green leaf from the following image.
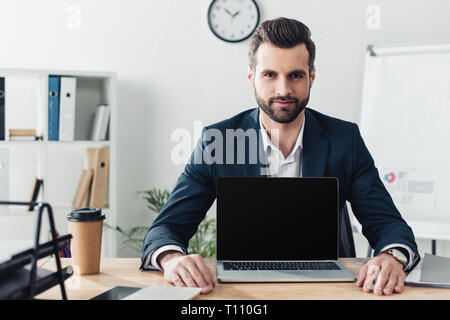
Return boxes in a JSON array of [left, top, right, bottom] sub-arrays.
[[187, 217, 216, 258], [137, 188, 171, 214], [109, 187, 217, 258]]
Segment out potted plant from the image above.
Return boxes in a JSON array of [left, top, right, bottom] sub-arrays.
[[104, 188, 216, 258]]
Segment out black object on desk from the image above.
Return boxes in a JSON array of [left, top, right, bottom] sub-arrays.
[[0, 201, 72, 300], [90, 286, 141, 300]]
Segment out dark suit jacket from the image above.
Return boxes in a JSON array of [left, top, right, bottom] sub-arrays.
[[141, 107, 419, 268]]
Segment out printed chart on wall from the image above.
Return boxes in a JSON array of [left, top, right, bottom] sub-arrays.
[[360, 44, 450, 237], [379, 168, 437, 211]]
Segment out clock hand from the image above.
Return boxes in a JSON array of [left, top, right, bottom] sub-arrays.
[[232, 11, 241, 18], [224, 8, 233, 17]]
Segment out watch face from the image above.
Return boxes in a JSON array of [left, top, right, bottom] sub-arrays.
[[208, 0, 260, 43]]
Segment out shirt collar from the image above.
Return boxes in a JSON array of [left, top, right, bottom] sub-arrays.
[[259, 111, 305, 155]]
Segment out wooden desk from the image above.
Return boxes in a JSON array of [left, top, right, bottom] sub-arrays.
[[35, 258, 450, 300]]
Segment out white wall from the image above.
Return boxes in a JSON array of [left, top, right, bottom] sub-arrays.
[[0, 0, 449, 258]]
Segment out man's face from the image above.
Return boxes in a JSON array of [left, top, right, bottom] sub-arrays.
[[248, 42, 315, 123]]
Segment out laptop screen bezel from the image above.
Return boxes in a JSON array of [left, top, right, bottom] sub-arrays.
[[216, 177, 339, 261]]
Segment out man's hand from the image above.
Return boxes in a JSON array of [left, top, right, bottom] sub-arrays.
[[158, 250, 216, 294], [356, 254, 406, 296]]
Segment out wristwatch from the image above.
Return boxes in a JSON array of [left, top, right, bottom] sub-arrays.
[[381, 248, 408, 268]]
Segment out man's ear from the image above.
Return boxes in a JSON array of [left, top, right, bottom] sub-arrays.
[[309, 66, 316, 88], [248, 65, 254, 88]]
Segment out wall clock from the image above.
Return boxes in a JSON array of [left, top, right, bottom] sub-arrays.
[[208, 0, 260, 43]]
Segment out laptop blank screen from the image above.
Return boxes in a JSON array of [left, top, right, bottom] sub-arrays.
[[216, 177, 338, 261]]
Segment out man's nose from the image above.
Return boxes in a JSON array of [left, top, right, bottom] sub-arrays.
[[275, 78, 293, 97]]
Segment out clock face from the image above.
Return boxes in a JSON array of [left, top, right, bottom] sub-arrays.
[[208, 0, 260, 43]]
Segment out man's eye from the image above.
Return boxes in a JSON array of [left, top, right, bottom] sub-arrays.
[[291, 73, 304, 79], [265, 73, 275, 78]]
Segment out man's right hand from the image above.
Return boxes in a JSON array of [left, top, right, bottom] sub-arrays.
[[158, 250, 216, 294]]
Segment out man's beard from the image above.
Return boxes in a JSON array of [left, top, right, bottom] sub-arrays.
[[255, 89, 310, 124]]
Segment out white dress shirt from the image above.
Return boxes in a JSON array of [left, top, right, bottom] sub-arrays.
[[144, 112, 416, 271], [259, 113, 304, 177]]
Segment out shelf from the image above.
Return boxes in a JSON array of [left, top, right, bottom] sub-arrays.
[[0, 67, 116, 257], [0, 140, 110, 147], [0, 141, 44, 146], [46, 140, 110, 147], [0, 206, 36, 217], [51, 203, 110, 211], [1, 203, 109, 213], [0, 68, 114, 79]]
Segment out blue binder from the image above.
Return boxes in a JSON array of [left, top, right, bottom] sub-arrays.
[[48, 76, 60, 141], [0, 77, 4, 140]]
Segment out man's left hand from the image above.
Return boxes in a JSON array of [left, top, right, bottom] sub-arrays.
[[356, 254, 406, 296]]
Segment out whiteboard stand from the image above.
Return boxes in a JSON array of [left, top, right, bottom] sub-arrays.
[[359, 43, 450, 258], [358, 222, 447, 257], [408, 220, 450, 255]]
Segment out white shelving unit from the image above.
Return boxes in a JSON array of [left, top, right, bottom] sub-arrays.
[[0, 68, 117, 257]]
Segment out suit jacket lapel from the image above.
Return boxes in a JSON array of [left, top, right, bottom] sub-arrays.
[[241, 107, 330, 177], [302, 108, 329, 177]]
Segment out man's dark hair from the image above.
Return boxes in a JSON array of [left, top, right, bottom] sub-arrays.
[[248, 17, 316, 73]]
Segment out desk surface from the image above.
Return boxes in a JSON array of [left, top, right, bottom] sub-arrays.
[[36, 258, 450, 300]]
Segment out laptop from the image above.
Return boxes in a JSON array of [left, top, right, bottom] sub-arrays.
[[216, 177, 356, 282]]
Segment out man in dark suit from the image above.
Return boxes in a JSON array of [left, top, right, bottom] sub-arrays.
[[141, 17, 419, 295]]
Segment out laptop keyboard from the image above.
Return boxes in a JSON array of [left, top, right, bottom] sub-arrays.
[[223, 261, 341, 271]]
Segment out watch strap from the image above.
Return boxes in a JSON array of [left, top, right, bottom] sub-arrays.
[[380, 247, 408, 268]]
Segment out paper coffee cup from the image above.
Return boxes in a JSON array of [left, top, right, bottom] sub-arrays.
[[67, 207, 105, 275]]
